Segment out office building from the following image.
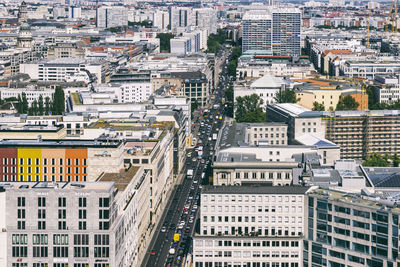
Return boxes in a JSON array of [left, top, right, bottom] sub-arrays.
[[0, 139, 124, 182], [267, 103, 400, 160], [0, 166, 150, 267], [193, 184, 309, 267], [242, 8, 301, 56], [304, 187, 400, 267]]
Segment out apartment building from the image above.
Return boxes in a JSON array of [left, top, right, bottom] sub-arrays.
[[193, 184, 309, 267], [96, 6, 128, 28], [242, 8, 301, 55], [0, 166, 150, 267], [304, 187, 400, 267], [0, 139, 124, 182], [46, 42, 85, 59]]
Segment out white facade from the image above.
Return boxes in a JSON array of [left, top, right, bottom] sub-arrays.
[[0, 88, 54, 104], [170, 37, 192, 54], [20, 58, 103, 83], [96, 6, 128, 28], [193, 186, 308, 267], [68, 6, 82, 20], [116, 83, 153, 103]]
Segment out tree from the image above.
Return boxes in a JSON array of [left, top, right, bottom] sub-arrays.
[[52, 86, 65, 115], [191, 100, 199, 116], [17, 94, 22, 113], [21, 92, 28, 114], [336, 95, 359, 110], [363, 153, 389, 167], [274, 89, 299, 103], [44, 96, 51, 115], [29, 99, 38, 115], [206, 29, 226, 54], [225, 85, 233, 103], [38, 95, 44, 115], [393, 153, 400, 167], [227, 61, 237, 77], [225, 86, 234, 117], [312, 101, 325, 111], [156, 33, 175, 52], [235, 94, 266, 123]]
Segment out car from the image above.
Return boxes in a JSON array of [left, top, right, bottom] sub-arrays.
[[192, 157, 196, 162], [193, 204, 198, 209], [189, 218, 194, 224], [193, 179, 198, 184], [178, 223, 184, 229], [169, 223, 176, 230], [188, 195, 193, 200], [172, 241, 178, 248], [161, 226, 167, 232], [150, 249, 156, 255]]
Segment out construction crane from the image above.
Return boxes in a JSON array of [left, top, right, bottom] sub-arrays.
[[366, 9, 371, 48], [385, 0, 399, 38]]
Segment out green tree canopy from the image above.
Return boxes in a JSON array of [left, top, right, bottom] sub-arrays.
[[52, 86, 65, 115], [128, 20, 152, 27], [21, 92, 28, 114], [44, 96, 52, 115], [274, 89, 299, 103], [312, 101, 325, 111], [156, 33, 175, 53], [336, 95, 359, 110], [207, 29, 226, 54], [38, 95, 44, 115], [363, 153, 390, 167], [235, 94, 266, 123]]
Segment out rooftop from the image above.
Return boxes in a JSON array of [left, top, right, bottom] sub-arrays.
[[99, 166, 140, 193], [202, 184, 310, 195], [0, 181, 114, 192], [0, 139, 122, 148]]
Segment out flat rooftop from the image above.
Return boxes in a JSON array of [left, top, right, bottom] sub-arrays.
[[0, 181, 114, 192], [202, 184, 310, 195], [308, 187, 400, 214], [99, 166, 140, 192], [0, 139, 122, 148]]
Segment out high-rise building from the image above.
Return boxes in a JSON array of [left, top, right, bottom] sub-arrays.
[[242, 8, 301, 56], [304, 187, 400, 267], [96, 6, 128, 28]]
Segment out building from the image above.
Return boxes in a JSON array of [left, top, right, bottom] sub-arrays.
[[0, 139, 124, 182], [20, 58, 105, 83], [294, 79, 367, 111], [46, 43, 85, 59], [0, 166, 150, 267], [96, 6, 128, 28], [340, 59, 400, 80], [193, 184, 309, 267], [236, 53, 313, 79], [234, 74, 293, 112], [304, 187, 400, 267], [212, 121, 340, 186], [0, 87, 54, 105], [0, 125, 66, 140], [17, 23, 33, 49], [242, 8, 301, 56], [267, 103, 400, 160]]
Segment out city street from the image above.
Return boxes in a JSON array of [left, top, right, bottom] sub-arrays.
[[141, 48, 232, 267]]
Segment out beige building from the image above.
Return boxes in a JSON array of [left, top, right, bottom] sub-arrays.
[[47, 42, 85, 59], [0, 125, 67, 140], [295, 80, 362, 111]]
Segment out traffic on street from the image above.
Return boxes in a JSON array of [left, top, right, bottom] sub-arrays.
[[142, 47, 233, 267]]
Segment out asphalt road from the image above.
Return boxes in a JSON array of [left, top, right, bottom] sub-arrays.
[[141, 48, 232, 267]]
